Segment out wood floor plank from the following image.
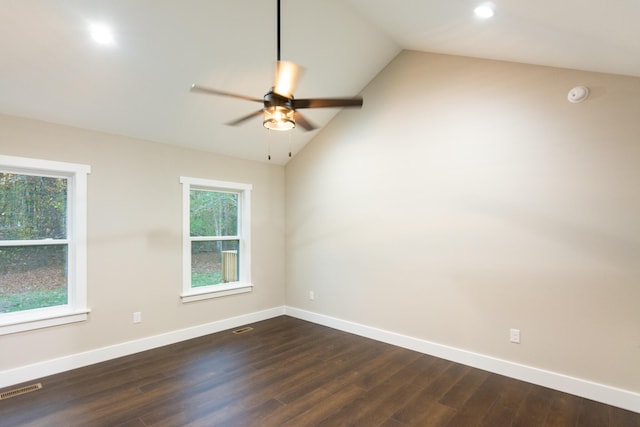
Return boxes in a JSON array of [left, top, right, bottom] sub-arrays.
[[358, 382, 425, 426], [390, 363, 466, 425], [1, 316, 638, 427], [410, 401, 458, 427], [542, 390, 582, 426], [273, 347, 381, 404], [438, 366, 490, 409], [257, 376, 353, 426], [278, 383, 368, 427], [314, 370, 423, 426], [186, 397, 285, 427], [398, 354, 456, 388], [443, 373, 508, 427], [478, 377, 533, 427], [141, 348, 325, 425], [577, 398, 612, 427], [378, 419, 409, 427], [423, 362, 472, 398], [113, 418, 148, 427], [610, 407, 640, 427], [512, 385, 555, 427]]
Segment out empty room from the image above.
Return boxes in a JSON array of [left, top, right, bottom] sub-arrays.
[[1, 1, 639, 425]]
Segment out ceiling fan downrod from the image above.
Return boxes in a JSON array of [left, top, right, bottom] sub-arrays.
[[276, 0, 281, 62]]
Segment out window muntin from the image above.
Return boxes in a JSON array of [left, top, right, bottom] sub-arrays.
[[180, 177, 252, 302], [0, 156, 90, 335]]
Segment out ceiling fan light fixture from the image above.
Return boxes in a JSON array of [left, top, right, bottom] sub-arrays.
[[263, 106, 295, 131]]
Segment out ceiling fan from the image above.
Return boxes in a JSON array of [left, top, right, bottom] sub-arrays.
[[190, 0, 363, 132]]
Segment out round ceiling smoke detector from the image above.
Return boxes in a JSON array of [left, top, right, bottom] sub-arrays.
[[568, 86, 590, 103]]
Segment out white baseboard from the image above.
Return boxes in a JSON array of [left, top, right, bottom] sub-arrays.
[[3, 305, 638, 414], [0, 306, 285, 389], [285, 306, 640, 414]]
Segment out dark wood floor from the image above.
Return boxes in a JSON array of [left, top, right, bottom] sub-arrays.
[[1, 316, 638, 427]]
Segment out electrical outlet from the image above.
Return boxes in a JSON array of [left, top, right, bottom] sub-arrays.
[[510, 328, 520, 344], [309, 291, 315, 300], [133, 312, 142, 324]]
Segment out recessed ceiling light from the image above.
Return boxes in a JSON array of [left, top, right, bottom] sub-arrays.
[[90, 24, 115, 45], [474, 2, 495, 19]]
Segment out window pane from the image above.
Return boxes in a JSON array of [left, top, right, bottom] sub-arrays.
[[0, 245, 68, 313], [0, 173, 67, 240], [191, 240, 239, 287], [190, 190, 238, 237]]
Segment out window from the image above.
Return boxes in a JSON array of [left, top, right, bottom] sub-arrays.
[[180, 177, 252, 302], [0, 155, 90, 335]]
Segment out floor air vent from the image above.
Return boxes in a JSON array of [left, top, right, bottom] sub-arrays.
[[232, 326, 254, 334], [0, 383, 42, 400]]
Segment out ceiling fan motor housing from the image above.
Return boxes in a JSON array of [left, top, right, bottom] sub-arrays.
[[264, 91, 294, 109]]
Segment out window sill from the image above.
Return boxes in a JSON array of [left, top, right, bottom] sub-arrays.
[[0, 308, 90, 336], [181, 283, 253, 303]]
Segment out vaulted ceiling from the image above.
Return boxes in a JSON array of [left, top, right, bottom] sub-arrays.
[[1, 1, 638, 164]]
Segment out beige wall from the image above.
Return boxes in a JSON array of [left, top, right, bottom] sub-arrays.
[[285, 51, 640, 392], [2, 49, 639, 396], [0, 114, 285, 370]]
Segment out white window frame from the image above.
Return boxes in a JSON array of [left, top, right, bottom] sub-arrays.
[[180, 177, 252, 303], [0, 155, 90, 335]]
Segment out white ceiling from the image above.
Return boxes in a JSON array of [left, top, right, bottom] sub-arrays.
[[1, 0, 639, 165]]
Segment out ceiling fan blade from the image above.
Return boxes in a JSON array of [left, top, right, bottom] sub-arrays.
[[292, 97, 363, 109], [190, 84, 263, 103], [226, 109, 264, 126], [294, 112, 317, 131], [273, 61, 301, 98]]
